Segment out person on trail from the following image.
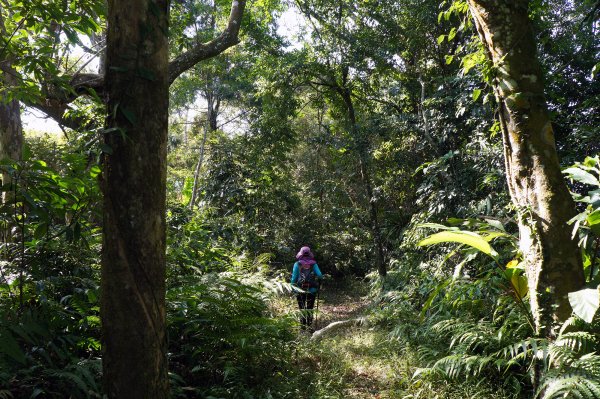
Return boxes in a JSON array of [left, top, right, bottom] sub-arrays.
[[291, 246, 323, 331]]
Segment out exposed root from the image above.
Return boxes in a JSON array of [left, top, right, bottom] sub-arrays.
[[311, 317, 368, 341]]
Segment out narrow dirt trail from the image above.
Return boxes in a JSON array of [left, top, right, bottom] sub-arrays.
[[309, 279, 406, 399], [299, 279, 516, 399], [313, 278, 369, 330]]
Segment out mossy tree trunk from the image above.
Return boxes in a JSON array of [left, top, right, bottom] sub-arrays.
[[0, 12, 23, 204], [102, 0, 170, 396], [102, 0, 246, 396], [467, 0, 585, 336], [0, 69, 22, 198]]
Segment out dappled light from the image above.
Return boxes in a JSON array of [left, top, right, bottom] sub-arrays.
[[0, 0, 599, 397]]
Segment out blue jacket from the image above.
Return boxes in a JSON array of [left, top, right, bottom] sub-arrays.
[[291, 262, 323, 294]]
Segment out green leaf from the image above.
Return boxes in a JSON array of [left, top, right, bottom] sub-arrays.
[[483, 231, 510, 241], [33, 223, 47, 239], [587, 209, 600, 236], [590, 189, 600, 208], [568, 287, 600, 323], [563, 167, 600, 186], [120, 107, 136, 125], [583, 156, 600, 168], [484, 218, 505, 231], [472, 89, 482, 102], [22, 142, 32, 161], [417, 223, 458, 231], [22, 192, 37, 208], [418, 230, 498, 258], [437, 34, 445, 45], [90, 166, 102, 178], [506, 259, 522, 269], [448, 27, 457, 41], [0, 329, 26, 364], [445, 55, 454, 65], [446, 217, 465, 226], [511, 274, 528, 299], [136, 67, 156, 81], [420, 279, 451, 319]]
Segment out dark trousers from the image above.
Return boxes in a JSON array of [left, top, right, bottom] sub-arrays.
[[296, 293, 316, 327]]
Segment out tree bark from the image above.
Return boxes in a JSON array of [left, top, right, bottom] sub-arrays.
[[101, 0, 247, 395], [101, 0, 169, 396], [0, 13, 23, 202], [189, 124, 210, 210], [0, 63, 22, 186], [467, 0, 584, 335], [189, 87, 220, 209]]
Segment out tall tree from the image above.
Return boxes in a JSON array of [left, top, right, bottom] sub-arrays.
[[466, 0, 585, 335], [101, 0, 245, 395], [101, 0, 170, 395], [0, 56, 22, 201]]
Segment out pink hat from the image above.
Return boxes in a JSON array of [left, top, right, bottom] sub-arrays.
[[296, 246, 314, 259]]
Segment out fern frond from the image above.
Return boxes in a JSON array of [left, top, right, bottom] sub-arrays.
[[430, 353, 502, 379], [501, 337, 546, 362], [558, 316, 591, 336], [415, 344, 441, 363], [570, 353, 600, 377], [555, 331, 597, 355], [548, 344, 577, 367], [44, 369, 89, 394], [537, 373, 600, 399], [432, 318, 475, 336]]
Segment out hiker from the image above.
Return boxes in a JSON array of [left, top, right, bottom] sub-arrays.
[[291, 246, 323, 330]]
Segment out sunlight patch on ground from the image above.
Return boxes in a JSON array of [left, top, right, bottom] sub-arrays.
[[324, 329, 407, 399]]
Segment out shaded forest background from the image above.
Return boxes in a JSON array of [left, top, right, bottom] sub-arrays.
[[0, 0, 599, 397]]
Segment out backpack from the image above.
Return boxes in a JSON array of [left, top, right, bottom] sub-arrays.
[[297, 263, 318, 289]]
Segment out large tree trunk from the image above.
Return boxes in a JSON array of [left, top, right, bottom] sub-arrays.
[[0, 68, 22, 193], [467, 0, 584, 335], [101, 0, 169, 396], [0, 13, 23, 202], [100, 0, 245, 395]]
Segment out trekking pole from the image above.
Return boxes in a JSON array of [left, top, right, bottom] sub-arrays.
[[314, 281, 321, 330], [304, 292, 308, 329]]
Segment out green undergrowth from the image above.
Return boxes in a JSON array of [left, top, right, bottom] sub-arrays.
[[276, 277, 520, 399], [295, 322, 519, 399]]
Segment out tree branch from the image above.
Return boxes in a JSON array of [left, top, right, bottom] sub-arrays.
[[29, 0, 246, 131], [168, 0, 246, 84]]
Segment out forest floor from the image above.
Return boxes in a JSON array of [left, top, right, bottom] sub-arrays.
[[302, 279, 409, 399], [276, 279, 517, 399], [314, 278, 370, 328]]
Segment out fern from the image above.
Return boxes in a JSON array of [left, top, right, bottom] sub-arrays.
[[501, 324, 600, 399], [536, 373, 600, 399]]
